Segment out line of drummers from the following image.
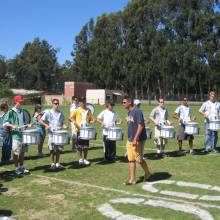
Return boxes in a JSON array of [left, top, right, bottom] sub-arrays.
[[0, 91, 220, 174]]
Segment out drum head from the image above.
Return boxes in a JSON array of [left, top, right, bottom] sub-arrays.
[[86, 103, 95, 114], [23, 109, 31, 125]]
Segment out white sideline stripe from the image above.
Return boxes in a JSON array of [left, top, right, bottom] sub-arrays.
[[160, 190, 199, 200], [200, 196, 220, 201], [177, 181, 212, 189], [144, 199, 213, 220], [1, 167, 220, 210]]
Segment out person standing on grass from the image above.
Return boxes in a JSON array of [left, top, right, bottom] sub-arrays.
[[97, 100, 121, 162], [69, 97, 94, 166], [33, 104, 46, 157], [0, 103, 12, 164], [122, 97, 151, 185], [173, 97, 196, 156], [39, 99, 68, 170], [149, 98, 170, 158], [199, 91, 220, 154], [69, 96, 79, 151], [3, 96, 30, 175]]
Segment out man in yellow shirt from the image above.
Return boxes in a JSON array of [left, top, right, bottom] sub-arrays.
[[69, 97, 94, 166]]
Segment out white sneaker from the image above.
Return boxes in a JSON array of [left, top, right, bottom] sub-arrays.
[[83, 159, 90, 165], [79, 159, 84, 166], [50, 163, 56, 170], [20, 166, 30, 174], [55, 163, 64, 169], [15, 167, 22, 175]]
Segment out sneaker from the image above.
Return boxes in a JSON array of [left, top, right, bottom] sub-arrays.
[[189, 150, 196, 155], [211, 149, 219, 154], [177, 150, 185, 156], [50, 163, 56, 170], [83, 159, 90, 165], [14, 167, 22, 175], [55, 163, 64, 169], [79, 159, 84, 166], [37, 152, 45, 157]]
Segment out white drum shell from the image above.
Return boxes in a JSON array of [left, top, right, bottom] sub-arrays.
[[160, 126, 175, 139], [52, 130, 69, 145], [0, 136, 3, 147], [145, 127, 152, 139], [208, 120, 220, 131], [184, 122, 199, 135], [22, 129, 40, 144], [107, 127, 123, 141], [80, 127, 96, 140]]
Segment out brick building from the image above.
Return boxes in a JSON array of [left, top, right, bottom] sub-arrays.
[[64, 81, 96, 102]]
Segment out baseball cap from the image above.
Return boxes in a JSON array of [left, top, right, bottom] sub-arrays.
[[13, 95, 24, 104], [134, 99, 141, 105]]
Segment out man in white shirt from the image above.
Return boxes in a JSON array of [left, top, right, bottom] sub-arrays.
[[97, 101, 121, 162], [173, 97, 195, 155], [199, 91, 220, 153], [149, 98, 169, 158]]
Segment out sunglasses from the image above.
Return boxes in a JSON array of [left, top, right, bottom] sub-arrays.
[[53, 103, 59, 105], [122, 101, 127, 104]]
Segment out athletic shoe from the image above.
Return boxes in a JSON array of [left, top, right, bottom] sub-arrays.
[[37, 152, 46, 157], [50, 163, 56, 170], [14, 167, 22, 175], [83, 159, 90, 165], [177, 150, 185, 156], [20, 166, 30, 174], [211, 149, 219, 154], [55, 163, 64, 169], [79, 159, 84, 166], [189, 150, 196, 155]]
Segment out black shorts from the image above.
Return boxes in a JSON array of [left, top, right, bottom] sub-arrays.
[[177, 125, 194, 141], [76, 132, 89, 151]]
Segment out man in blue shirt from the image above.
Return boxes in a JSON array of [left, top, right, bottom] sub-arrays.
[[123, 97, 151, 185]]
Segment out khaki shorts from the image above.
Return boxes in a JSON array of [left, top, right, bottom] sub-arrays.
[[154, 127, 168, 146], [12, 139, 28, 156], [126, 140, 145, 162], [48, 135, 64, 152]]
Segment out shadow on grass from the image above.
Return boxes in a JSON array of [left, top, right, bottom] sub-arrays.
[[0, 170, 24, 182], [139, 172, 172, 182], [0, 209, 13, 217]]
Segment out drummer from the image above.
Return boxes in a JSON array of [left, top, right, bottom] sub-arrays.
[[149, 98, 170, 158], [33, 104, 46, 157], [3, 95, 30, 175], [173, 97, 195, 156], [39, 99, 67, 170], [199, 91, 220, 153], [69, 96, 79, 151], [69, 97, 94, 166], [96, 100, 121, 162]]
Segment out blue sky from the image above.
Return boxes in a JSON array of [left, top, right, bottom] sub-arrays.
[[0, 0, 130, 64]]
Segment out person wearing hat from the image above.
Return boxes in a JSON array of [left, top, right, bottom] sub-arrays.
[[33, 104, 46, 157], [97, 100, 122, 162], [69, 97, 94, 166], [122, 97, 151, 185], [3, 95, 31, 175]]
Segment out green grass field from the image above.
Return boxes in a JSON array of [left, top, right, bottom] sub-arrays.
[[0, 104, 220, 220]]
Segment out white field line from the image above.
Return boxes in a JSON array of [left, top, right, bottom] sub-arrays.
[[0, 167, 219, 210]]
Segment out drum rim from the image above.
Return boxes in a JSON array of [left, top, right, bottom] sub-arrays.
[[22, 129, 39, 133]]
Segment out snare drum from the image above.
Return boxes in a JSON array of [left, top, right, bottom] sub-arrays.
[[145, 127, 152, 139], [22, 129, 40, 144], [0, 135, 3, 147], [107, 127, 123, 141], [52, 130, 69, 145], [208, 119, 220, 131], [160, 126, 175, 139], [184, 122, 199, 135], [79, 127, 96, 140]]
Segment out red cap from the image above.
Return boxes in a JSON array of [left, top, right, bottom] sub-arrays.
[[13, 95, 24, 104]]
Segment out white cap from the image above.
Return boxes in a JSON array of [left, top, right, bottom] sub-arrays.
[[134, 99, 141, 105]]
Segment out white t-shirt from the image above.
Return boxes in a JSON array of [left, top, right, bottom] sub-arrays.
[[174, 105, 192, 124], [70, 103, 79, 113], [97, 109, 117, 135]]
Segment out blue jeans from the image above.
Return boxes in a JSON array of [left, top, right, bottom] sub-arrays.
[[204, 123, 218, 151]]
